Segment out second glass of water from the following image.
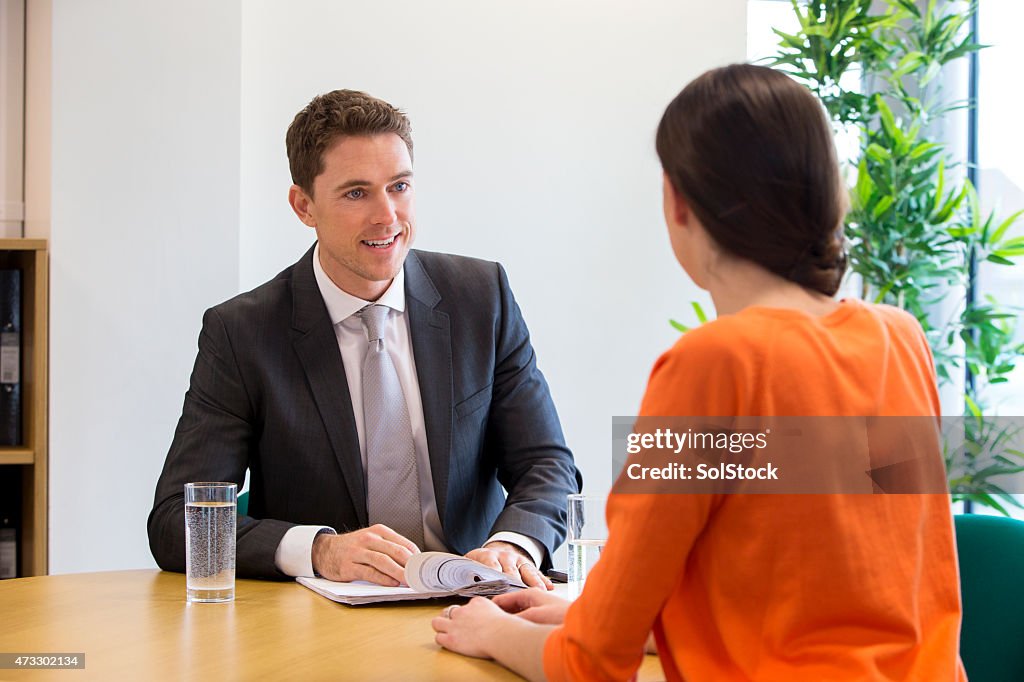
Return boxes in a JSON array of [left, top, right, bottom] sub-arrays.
[[185, 482, 236, 603], [567, 494, 607, 594]]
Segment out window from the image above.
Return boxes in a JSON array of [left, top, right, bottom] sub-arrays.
[[977, 0, 1024, 416], [746, 0, 798, 64], [975, 0, 1024, 517]]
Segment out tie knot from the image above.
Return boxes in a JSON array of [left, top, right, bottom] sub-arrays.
[[359, 305, 390, 343]]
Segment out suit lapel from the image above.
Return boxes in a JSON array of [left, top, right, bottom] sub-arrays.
[[290, 246, 368, 527], [405, 251, 453, 524]]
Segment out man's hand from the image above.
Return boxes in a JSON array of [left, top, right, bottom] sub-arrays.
[[465, 541, 552, 590], [311, 524, 420, 586]]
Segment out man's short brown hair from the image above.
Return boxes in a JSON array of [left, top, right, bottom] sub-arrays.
[[285, 90, 413, 195]]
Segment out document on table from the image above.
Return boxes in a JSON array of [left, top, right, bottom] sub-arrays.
[[297, 551, 527, 605]]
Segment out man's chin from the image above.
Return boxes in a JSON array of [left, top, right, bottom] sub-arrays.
[[360, 262, 405, 286], [376, 248, 410, 275], [376, 256, 406, 278]]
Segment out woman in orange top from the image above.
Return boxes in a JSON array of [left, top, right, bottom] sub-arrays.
[[431, 64, 966, 681]]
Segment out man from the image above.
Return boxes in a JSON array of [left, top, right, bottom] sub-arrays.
[[148, 90, 580, 588]]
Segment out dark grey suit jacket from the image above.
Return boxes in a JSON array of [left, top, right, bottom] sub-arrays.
[[148, 246, 580, 578]]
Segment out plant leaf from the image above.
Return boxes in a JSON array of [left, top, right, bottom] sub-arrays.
[[691, 301, 709, 325]]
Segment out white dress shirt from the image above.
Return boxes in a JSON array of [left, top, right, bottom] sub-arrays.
[[274, 244, 543, 577]]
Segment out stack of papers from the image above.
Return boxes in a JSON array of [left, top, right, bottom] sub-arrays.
[[297, 551, 527, 605]]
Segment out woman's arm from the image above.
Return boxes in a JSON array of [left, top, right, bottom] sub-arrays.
[[433, 338, 732, 680]]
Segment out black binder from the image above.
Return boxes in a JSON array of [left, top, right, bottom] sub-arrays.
[[0, 470, 19, 578], [0, 269, 21, 446]]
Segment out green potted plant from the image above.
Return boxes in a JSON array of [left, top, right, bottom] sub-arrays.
[[761, 0, 1024, 513]]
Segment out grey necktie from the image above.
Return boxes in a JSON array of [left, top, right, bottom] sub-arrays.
[[359, 304, 425, 550]]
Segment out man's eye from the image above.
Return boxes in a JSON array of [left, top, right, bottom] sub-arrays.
[[346, 189, 365, 199], [392, 181, 409, 192]]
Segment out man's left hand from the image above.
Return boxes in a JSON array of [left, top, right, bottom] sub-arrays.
[[465, 541, 553, 590]]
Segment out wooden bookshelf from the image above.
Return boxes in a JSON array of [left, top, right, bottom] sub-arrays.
[[0, 448, 33, 465], [0, 238, 48, 577]]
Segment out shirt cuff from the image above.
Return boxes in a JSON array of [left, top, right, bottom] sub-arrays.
[[485, 531, 545, 568], [274, 525, 336, 577]]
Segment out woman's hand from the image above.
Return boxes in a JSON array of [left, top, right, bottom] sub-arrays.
[[492, 588, 571, 624], [431, 597, 509, 659], [432, 596, 555, 681]]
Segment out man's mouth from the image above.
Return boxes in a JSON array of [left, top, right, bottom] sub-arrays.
[[362, 234, 399, 249]]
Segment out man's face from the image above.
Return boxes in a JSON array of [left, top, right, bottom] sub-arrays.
[[289, 133, 415, 300]]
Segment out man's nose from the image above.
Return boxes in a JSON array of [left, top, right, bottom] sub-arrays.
[[371, 194, 398, 225]]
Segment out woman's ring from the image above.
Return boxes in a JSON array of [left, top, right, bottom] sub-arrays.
[[443, 605, 459, 619]]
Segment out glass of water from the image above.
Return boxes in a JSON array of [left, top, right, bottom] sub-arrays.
[[567, 494, 607, 597], [184, 482, 236, 603]]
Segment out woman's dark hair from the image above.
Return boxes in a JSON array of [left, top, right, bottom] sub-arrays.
[[656, 64, 847, 296]]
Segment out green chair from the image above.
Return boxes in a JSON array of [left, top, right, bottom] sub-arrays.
[[954, 514, 1024, 682], [237, 491, 249, 516]]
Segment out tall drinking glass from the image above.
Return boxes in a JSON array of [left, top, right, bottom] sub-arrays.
[[184, 482, 236, 603], [567, 494, 607, 598]]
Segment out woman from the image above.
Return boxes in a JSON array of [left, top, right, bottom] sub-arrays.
[[431, 64, 966, 681]]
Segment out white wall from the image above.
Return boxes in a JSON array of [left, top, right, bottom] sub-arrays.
[[0, 0, 25, 237], [48, 0, 241, 573], [240, 0, 745, 499], [24, 0, 52, 241], [47, 0, 744, 572]]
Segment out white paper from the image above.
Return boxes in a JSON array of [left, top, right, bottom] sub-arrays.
[[405, 551, 526, 594], [296, 552, 526, 605], [296, 577, 450, 605]]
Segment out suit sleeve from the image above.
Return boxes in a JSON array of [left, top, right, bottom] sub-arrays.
[[485, 263, 582, 568], [147, 307, 294, 579]]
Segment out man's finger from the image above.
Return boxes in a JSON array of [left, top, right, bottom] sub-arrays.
[[497, 552, 520, 576], [354, 561, 401, 587], [367, 524, 421, 555], [469, 550, 502, 571], [356, 547, 407, 584], [364, 535, 417, 567], [518, 563, 549, 589]]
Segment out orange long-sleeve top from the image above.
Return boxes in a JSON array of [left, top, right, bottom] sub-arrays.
[[543, 299, 966, 681]]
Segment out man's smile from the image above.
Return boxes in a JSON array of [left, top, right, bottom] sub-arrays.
[[362, 234, 399, 249]]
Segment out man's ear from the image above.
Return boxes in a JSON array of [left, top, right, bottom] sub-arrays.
[[288, 184, 317, 228]]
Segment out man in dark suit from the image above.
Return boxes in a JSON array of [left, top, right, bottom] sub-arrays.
[[148, 90, 580, 588]]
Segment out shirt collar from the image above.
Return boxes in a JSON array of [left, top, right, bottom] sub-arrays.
[[312, 243, 406, 325]]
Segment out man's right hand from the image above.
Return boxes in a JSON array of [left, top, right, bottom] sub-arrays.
[[311, 524, 420, 586]]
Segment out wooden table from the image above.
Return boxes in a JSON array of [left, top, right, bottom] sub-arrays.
[[0, 570, 665, 680]]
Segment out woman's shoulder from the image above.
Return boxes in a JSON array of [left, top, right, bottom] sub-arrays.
[[655, 313, 768, 377], [658, 300, 921, 370], [667, 306, 792, 356], [657, 299, 928, 370], [865, 301, 925, 332], [834, 299, 930, 352], [643, 315, 770, 415]]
